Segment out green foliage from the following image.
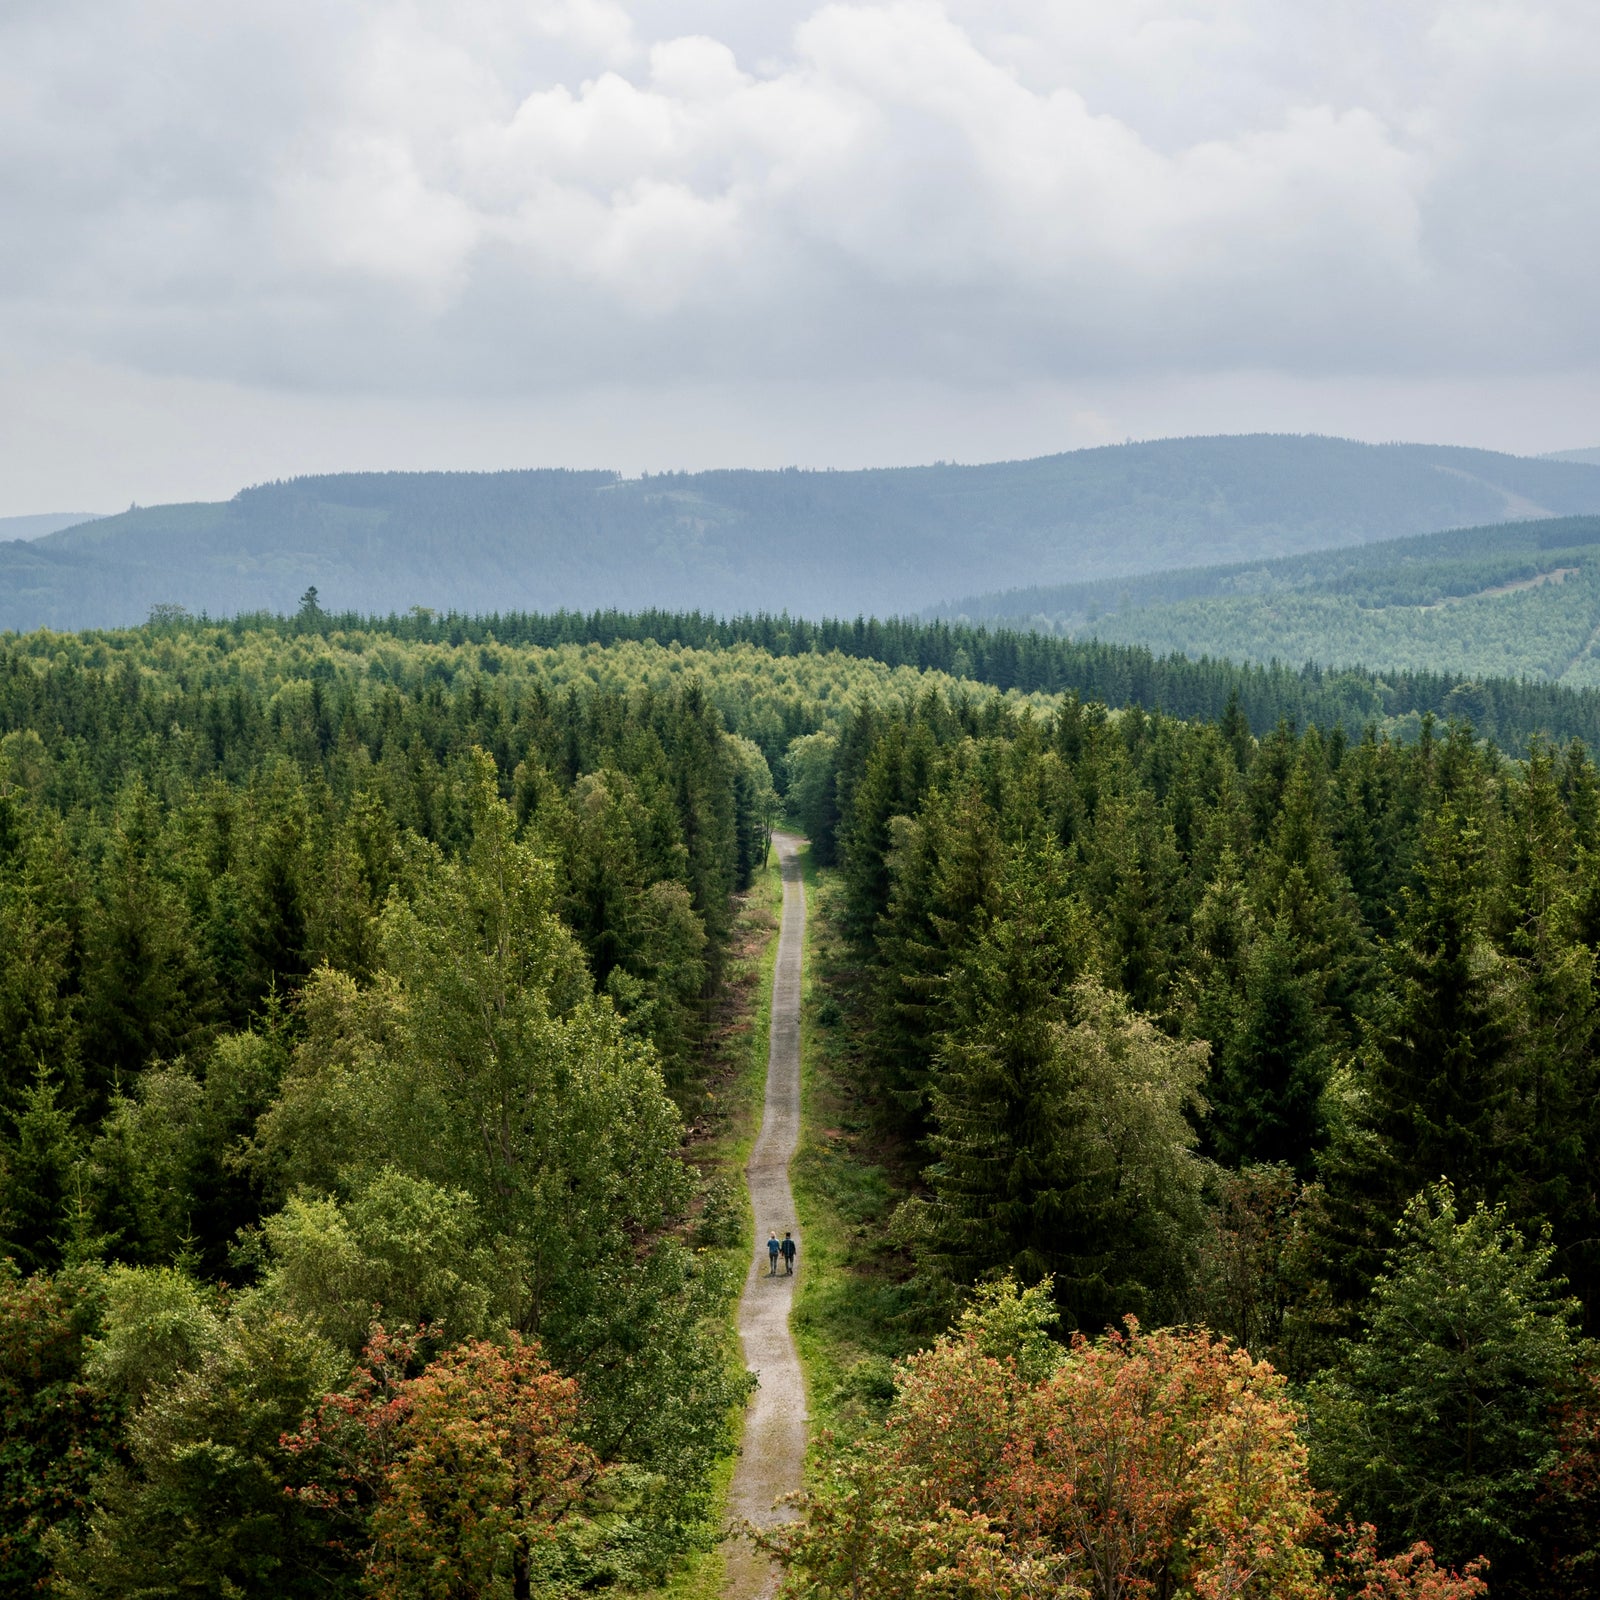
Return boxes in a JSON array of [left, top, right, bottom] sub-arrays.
[[12, 604, 1600, 1583], [952, 1275, 1064, 1386], [0, 618, 810, 1592], [49, 1307, 347, 1600], [255, 756, 750, 1559], [784, 730, 840, 858], [950, 514, 1600, 689], [0, 1071, 82, 1272], [1309, 1185, 1586, 1575], [914, 955, 1209, 1328], [86, 1264, 220, 1405], [0, 1263, 123, 1594], [251, 1172, 494, 1353]]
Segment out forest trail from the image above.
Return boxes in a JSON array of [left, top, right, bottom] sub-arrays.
[[723, 832, 808, 1600]]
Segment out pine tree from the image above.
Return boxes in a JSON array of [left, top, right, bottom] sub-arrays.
[[916, 843, 1206, 1328], [0, 1073, 82, 1273], [1320, 797, 1522, 1295], [1494, 744, 1600, 1322], [1310, 1184, 1581, 1577], [869, 773, 1000, 1127]]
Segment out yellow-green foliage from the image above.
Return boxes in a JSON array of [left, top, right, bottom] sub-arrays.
[[4, 627, 1062, 730]]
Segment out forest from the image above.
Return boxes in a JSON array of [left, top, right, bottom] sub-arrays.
[[782, 684, 1600, 1598], [15, 597, 1600, 757], [3, 605, 1600, 1597], [9, 435, 1600, 631], [939, 514, 1600, 687]]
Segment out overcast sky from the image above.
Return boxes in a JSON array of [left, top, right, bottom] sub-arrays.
[[3, 0, 1598, 513]]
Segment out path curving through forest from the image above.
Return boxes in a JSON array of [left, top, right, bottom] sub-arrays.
[[723, 832, 808, 1600]]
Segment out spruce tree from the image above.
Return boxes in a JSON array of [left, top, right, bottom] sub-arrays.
[[869, 773, 1000, 1127], [1320, 796, 1522, 1294], [917, 841, 1206, 1328]]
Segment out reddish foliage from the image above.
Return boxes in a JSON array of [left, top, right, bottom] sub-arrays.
[[282, 1321, 420, 1536], [1523, 1366, 1600, 1598], [1328, 1524, 1487, 1600], [289, 1326, 599, 1599], [770, 1313, 1485, 1600]]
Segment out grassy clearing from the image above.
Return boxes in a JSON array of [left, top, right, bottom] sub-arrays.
[[789, 847, 923, 1459], [657, 848, 784, 1600]]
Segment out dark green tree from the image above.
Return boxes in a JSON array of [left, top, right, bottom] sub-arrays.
[[1310, 1184, 1583, 1577]]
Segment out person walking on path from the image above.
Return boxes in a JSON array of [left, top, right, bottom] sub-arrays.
[[780, 1232, 796, 1276], [767, 1233, 781, 1276], [725, 833, 808, 1600]]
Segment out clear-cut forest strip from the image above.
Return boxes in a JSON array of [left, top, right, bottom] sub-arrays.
[[724, 833, 808, 1600]]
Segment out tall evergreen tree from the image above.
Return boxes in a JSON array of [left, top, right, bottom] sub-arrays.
[[1320, 797, 1522, 1294]]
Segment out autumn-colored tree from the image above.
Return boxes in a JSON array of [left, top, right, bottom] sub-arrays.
[[769, 1281, 1484, 1600], [281, 1322, 420, 1564], [294, 1330, 599, 1600], [367, 1336, 599, 1600]]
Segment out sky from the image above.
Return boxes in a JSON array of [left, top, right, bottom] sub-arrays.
[[3, 0, 1599, 513]]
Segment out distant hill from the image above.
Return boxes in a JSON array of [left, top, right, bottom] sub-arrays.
[[0, 512, 104, 542], [8, 436, 1600, 632], [1545, 447, 1600, 467], [932, 514, 1600, 687]]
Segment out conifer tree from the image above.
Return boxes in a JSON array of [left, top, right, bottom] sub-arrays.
[[1494, 745, 1600, 1320], [0, 1073, 83, 1273], [916, 844, 1205, 1328], [869, 772, 1000, 1126], [1319, 796, 1523, 1294], [1310, 1185, 1581, 1578]]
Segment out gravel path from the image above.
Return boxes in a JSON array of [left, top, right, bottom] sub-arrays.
[[723, 832, 808, 1600]]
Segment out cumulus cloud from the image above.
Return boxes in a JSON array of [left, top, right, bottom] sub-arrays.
[[2, 0, 1598, 500]]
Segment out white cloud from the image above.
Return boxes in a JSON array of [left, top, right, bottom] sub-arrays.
[[2, 0, 1598, 502]]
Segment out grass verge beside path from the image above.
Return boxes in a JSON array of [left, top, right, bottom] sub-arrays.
[[657, 850, 784, 1600], [789, 847, 923, 1460]]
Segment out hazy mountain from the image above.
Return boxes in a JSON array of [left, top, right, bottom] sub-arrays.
[[1544, 447, 1600, 466], [0, 511, 104, 541], [7, 436, 1600, 631]]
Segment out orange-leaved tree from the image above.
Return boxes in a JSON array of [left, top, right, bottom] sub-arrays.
[[288, 1327, 599, 1599], [768, 1280, 1484, 1600]]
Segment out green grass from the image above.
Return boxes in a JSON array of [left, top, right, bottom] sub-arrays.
[[653, 848, 784, 1600], [789, 848, 923, 1459]]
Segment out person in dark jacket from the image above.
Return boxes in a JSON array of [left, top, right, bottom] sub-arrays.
[[780, 1232, 796, 1275]]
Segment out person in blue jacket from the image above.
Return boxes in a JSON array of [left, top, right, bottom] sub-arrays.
[[766, 1233, 781, 1275]]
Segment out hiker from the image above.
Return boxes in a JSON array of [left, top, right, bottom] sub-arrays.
[[767, 1233, 781, 1276], [781, 1231, 796, 1275]]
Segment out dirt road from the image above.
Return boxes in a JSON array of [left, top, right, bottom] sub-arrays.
[[723, 833, 808, 1600]]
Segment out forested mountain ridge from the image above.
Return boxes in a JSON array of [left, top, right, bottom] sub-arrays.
[[934, 512, 1600, 686], [9, 435, 1600, 630]]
